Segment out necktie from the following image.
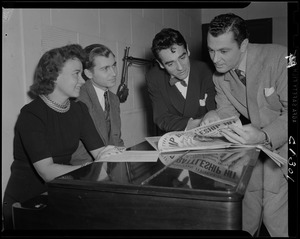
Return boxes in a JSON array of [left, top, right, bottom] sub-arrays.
[[235, 69, 246, 86], [169, 77, 187, 87], [104, 91, 111, 135]]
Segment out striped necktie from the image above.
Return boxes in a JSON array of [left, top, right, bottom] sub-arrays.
[[235, 69, 246, 86], [104, 91, 111, 135]]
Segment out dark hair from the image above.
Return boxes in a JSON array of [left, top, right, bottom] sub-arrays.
[[84, 44, 115, 70], [151, 28, 187, 63], [29, 44, 85, 97], [208, 13, 249, 47], [82, 44, 115, 81]]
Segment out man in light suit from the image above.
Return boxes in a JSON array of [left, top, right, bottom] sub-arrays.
[[146, 28, 216, 133], [201, 13, 288, 237], [71, 44, 124, 165]]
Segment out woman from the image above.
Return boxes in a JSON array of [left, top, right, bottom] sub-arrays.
[[3, 44, 122, 230]]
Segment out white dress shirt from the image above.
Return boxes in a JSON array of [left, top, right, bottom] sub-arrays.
[[175, 74, 189, 99], [92, 84, 108, 111]]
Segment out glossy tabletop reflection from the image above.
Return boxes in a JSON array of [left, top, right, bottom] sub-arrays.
[[52, 141, 260, 201]]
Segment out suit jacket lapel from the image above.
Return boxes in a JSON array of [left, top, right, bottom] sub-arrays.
[[228, 71, 247, 107], [222, 74, 249, 118], [184, 62, 200, 116], [108, 91, 118, 137], [85, 81, 109, 144]]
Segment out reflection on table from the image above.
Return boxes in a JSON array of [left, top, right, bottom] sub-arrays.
[[12, 141, 262, 231]]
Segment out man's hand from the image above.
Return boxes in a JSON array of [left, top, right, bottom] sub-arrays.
[[199, 110, 221, 126], [185, 118, 202, 131], [220, 124, 266, 145]]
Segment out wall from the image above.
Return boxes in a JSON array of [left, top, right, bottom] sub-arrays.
[[201, 2, 288, 46], [2, 8, 203, 199]]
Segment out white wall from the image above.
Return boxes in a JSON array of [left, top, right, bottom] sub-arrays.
[[2, 8, 203, 199]]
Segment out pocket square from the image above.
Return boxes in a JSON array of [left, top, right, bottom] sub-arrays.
[[264, 87, 275, 97], [199, 93, 208, 106]]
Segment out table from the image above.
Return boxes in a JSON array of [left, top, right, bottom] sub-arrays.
[[12, 141, 261, 232]]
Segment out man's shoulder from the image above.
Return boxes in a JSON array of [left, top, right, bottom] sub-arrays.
[[191, 59, 208, 67], [77, 80, 94, 101], [146, 63, 166, 78], [250, 42, 286, 50], [191, 60, 212, 71], [190, 60, 213, 77], [108, 90, 120, 102], [212, 71, 226, 84], [80, 80, 92, 92], [249, 43, 287, 57]]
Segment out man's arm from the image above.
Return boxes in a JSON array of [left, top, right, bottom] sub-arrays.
[[260, 48, 288, 150], [219, 47, 288, 149]]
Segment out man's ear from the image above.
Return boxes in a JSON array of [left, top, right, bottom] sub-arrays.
[[187, 44, 190, 56], [84, 69, 93, 79], [240, 38, 249, 53], [156, 59, 165, 69]]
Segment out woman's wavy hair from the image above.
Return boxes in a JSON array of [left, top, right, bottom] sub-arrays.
[[29, 44, 86, 98]]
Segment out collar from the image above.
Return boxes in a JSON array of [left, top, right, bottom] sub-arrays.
[[91, 81, 108, 97], [236, 50, 247, 73], [170, 73, 190, 85]]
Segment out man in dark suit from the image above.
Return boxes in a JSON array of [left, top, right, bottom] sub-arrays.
[[146, 28, 216, 133], [71, 44, 124, 165]]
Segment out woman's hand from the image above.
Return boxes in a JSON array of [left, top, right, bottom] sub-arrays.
[[94, 145, 126, 162]]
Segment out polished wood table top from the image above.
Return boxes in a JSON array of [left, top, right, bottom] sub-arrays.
[[50, 141, 260, 202]]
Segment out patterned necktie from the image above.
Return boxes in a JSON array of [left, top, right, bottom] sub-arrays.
[[104, 91, 111, 135], [235, 69, 246, 86], [169, 77, 187, 87]]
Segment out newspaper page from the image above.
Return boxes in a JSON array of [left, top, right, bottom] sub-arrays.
[[158, 131, 232, 152], [145, 136, 160, 151], [145, 116, 286, 167], [158, 150, 251, 187], [187, 115, 242, 137], [157, 116, 241, 152]]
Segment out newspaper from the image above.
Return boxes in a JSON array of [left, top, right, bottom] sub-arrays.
[[156, 116, 240, 152], [158, 150, 252, 187], [186, 115, 243, 137], [145, 116, 287, 167]]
